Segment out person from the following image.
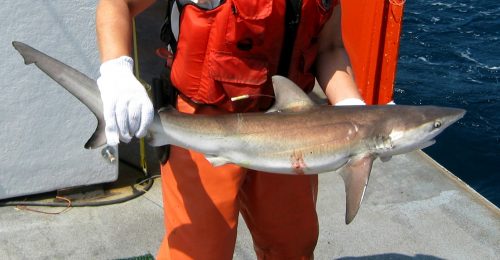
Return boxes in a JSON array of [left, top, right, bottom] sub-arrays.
[[96, 0, 365, 259]]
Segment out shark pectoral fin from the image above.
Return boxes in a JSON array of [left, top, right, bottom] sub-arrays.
[[339, 155, 374, 224], [205, 155, 231, 167], [84, 118, 107, 149]]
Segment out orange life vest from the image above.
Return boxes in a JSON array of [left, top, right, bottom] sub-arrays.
[[170, 0, 336, 112]]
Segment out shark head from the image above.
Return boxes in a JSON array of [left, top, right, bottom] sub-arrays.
[[380, 106, 466, 158]]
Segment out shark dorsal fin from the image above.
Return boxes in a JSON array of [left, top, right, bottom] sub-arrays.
[[340, 154, 374, 224], [267, 76, 316, 113]]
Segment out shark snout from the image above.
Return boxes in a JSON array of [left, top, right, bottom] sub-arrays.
[[443, 107, 466, 126]]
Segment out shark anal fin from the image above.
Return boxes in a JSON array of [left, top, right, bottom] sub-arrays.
[[340, 154, 374, 224]]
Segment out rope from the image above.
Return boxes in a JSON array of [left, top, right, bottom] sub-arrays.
[[15, 196, 72, 215]]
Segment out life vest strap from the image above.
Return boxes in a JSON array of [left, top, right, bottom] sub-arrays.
[[277, 0, 302, 76]]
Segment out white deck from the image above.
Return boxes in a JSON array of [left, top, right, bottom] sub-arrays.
[[0, 150, 498, 259]]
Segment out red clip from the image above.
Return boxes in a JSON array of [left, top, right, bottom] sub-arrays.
[[156, 47, 174, 68]]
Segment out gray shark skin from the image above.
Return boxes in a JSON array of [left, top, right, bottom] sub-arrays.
[[13, 41, 465, 224], [12, 41, 105, 149]]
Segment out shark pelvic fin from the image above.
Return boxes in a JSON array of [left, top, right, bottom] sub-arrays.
[[205, 155, 231, 167], [340, 154, 374, 224], [267, 76, 316, 113]]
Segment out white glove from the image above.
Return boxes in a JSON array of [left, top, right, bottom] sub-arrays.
[[97, 56, 154, 146], [334, 98, 366, 106]]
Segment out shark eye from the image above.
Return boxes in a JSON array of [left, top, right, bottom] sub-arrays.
[[433, 121, 442, 129]]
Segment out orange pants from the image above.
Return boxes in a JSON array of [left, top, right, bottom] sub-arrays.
[[157, 97, 319, 260]]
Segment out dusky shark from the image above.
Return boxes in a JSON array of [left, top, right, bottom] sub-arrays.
[[12, 41, 465, 224]]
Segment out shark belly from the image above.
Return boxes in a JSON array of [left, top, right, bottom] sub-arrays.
[[160, 110, 361, 175], [214, 131, 354, 175]]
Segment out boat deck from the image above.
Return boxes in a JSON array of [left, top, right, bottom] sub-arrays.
[[0, 150, 498, 259]]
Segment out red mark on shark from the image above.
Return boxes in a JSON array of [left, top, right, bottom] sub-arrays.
[[290, 151, 306, 175]]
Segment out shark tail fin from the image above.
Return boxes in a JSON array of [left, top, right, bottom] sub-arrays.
[[13, 41, 107, 149], [340, 155, 374, 224], [84, 119, 107, 149], [12, 41, 38, 65]]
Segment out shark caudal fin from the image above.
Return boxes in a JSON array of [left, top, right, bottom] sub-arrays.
[[84, 120, 107, 149], [339, 154, 374, 224], [12, 41, 107, 149]]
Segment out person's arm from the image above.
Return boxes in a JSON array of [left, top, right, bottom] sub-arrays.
[[316, 3, 364, 106], [96, 0, 155, 61], [95, 0, 155, 146]]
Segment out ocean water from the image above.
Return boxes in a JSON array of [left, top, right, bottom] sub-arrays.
[[394, 0, 499, 206]]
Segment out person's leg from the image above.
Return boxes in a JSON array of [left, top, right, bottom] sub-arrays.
[[157, 97, 246, 260], [239, 171, 319, 260]]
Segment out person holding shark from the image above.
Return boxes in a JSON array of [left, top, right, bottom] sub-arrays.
[[11, 0, 463, 258], [96, 0, 365, 259], [13, 40, 464, 259]]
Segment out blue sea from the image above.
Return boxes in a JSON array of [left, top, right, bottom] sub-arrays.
[[394, 0, 499, 206]]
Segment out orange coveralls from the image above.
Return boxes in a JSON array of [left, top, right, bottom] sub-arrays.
[[157, 97, 319, 260], [156, 0, 337, 258]]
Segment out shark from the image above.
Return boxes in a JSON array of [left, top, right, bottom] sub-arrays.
[[12, 41, 465, 224]]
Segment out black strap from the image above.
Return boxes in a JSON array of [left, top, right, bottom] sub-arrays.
[[277, 0, 302, 76], [157, 0, 181, 164], [160, 0, 178, 53]]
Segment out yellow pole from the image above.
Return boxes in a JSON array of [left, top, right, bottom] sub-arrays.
[[132, 18, 148, 176]]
